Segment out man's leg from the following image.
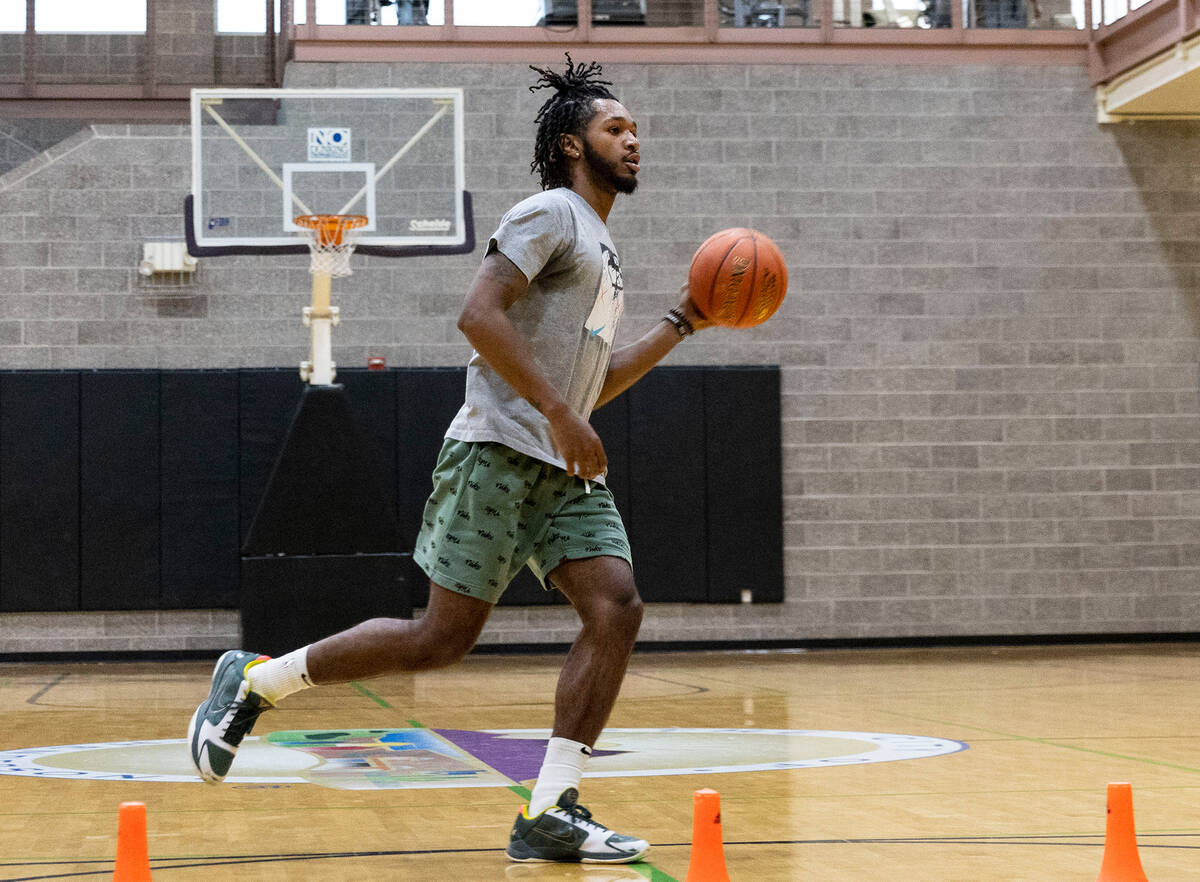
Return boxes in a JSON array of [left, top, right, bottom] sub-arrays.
[[189, 582, 492, 783], [546, 555, 643, 746], [527, 555, 642, 810], [304, 581, 494, 683], [507, 555, 649, 864]]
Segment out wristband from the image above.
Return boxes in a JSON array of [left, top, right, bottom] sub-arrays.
[[663, 308, 694, 339]]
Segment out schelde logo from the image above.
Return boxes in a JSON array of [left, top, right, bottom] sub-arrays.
[[410, 218, 452, 232], [0, 728, 966, 790]]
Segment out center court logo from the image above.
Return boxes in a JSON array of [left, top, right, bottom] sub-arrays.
[[0, 728, 966, 790]]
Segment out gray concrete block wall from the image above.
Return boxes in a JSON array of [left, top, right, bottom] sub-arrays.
[[156, 0, 218, 85], [0, 34, 20, 84], [213, 34, 272, 85], [2, 59, 1199, 650], [33, 34, 142, 83], [9, 1, 272, 92], [0, 118, 85, 177]]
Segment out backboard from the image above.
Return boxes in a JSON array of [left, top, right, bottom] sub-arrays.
[[186, 87, 472, 258]]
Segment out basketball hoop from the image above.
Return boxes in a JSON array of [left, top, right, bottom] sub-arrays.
[[294, 214, 369, 278]]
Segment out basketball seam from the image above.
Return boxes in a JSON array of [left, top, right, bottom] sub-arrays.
[[713, 236, 744, 323], [734, 233, 758, 328]]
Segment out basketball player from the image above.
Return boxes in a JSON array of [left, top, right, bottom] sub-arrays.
[[188, 55, 711, 864]]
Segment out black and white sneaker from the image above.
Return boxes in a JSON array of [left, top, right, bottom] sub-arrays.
[[187, 650, 272, 784], [506, 788, 650, 864]]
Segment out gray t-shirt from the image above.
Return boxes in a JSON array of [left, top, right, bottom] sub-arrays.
[[445, 187, 625, 472]]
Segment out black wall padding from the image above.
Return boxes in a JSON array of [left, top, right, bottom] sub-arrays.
[[591, 392, 631, 515], [338, 369, 400, 523], [626, 367, 709, 603], [160, 371, 240, 608], [239, 369, 307, 546], [394, 367, 468, 608], [0, 372, 80, 612], [241, 553, 412, 657], [705, 368, 784, 603], [242, 384, 401, 555], [80, 371, 161, 610], [0, 366, 783, 614]]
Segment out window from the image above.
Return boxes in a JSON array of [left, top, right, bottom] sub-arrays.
[[34, 0, 146, 32], [452, 1, 547, 25], [0, 1, 25, 32]]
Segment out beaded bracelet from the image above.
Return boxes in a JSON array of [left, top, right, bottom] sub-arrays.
[[663, 307, 694, 339]]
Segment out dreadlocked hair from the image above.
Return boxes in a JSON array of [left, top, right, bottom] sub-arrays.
[[528, 53, 617, 191]]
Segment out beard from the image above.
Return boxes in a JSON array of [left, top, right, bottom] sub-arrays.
[[582, 137, 638, 195]]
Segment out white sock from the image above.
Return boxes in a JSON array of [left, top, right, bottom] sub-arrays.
[[245, 646, 314, 705], [528, 736, 592, 816]]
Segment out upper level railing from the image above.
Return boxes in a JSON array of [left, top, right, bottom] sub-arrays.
[[1087, 0, 1200, 87], [291, 0, 1085, 30], [4, 0, 1185, 107]]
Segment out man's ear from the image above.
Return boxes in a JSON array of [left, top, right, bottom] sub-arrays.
[[559, 133, 582, 160]]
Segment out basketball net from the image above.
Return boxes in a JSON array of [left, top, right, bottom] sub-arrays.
[[294, 214, 369, 278]]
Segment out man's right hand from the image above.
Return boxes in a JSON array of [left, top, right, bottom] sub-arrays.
[[545, 402, 607, 480]]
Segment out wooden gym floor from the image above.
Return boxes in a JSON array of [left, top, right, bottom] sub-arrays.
[[1, 643, 1198, 881]]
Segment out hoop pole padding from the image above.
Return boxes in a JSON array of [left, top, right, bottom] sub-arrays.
[[308, 269, 335, 385], [337, 101, 451, 217], [309, 316, 335, 386], [202, 102, 313, 216], [311, 269, 332, 319]]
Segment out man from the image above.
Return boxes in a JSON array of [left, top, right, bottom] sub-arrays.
[[188, 55, 711, 865]]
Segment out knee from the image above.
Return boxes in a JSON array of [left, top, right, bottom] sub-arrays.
[[595, 579, 644, 638], [620, 586, 644, 631], [410, 623, 477, 670], [410, 641, 472, 671], [362, 616, 476, 672]]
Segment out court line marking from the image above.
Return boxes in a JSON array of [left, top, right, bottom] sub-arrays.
[[0, 849, 680, 882], [5, 835, 1200, 880], [348, 680, 390, 708], [625, 671, 710, 695], [633, 862, 680, 881], [26, 673, 68, 706], [894, 712, 1200, 775]]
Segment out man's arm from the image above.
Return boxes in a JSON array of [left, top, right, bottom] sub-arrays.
[[594, 290, 711, 409], [457, 250, 608, 479]]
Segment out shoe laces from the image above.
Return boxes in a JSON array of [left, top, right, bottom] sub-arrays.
[[560, 802, 607, 832], [225, 689, 268, 739]]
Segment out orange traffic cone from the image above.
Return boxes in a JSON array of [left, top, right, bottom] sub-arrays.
[[1096, 783, 1148, 882], [112, 801, 152, 882], [685, 788, 731, 882]]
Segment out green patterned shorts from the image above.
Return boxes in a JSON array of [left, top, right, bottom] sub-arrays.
[[413, 439, 633, 604]]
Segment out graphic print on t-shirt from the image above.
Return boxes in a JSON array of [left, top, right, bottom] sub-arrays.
[[566, 242, 624, 416]]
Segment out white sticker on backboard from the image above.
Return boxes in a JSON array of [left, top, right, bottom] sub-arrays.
[[307, 128, 352, 162]]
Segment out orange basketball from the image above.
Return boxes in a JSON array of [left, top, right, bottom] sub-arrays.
[[687, 228, 788, 328]]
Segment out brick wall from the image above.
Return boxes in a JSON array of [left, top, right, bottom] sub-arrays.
[[2, 60, 1199, 649]]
